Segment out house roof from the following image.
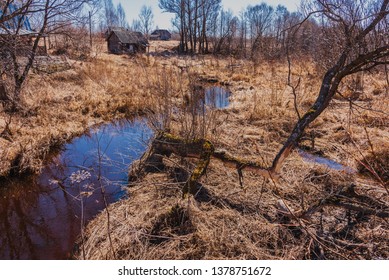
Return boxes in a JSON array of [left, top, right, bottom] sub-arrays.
[[107, 29, 148, 46], [0, 28, 40, 36], [0, 2, 33, 31], [151, 29, 171, 35]]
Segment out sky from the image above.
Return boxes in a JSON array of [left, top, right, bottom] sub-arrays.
[[112, 0, 301, 30]]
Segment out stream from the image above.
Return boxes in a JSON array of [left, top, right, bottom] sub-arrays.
[[0, 86, 353, 259], [0, 86, 231, 260], [298, 149, 356, 174], [204, 86, 231, 108], [0, 119, 152, 259]]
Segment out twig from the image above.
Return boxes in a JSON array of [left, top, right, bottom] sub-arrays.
[[96, 133, 117, 259]]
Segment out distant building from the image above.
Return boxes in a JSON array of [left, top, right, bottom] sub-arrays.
[[106, 28, 149, 54], [150, 29, 171, 41]]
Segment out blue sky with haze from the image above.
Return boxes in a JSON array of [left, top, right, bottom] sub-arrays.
[[112, 0, 300, 30]]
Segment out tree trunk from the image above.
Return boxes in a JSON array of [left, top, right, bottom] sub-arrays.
[[271, 67, 342, 173]]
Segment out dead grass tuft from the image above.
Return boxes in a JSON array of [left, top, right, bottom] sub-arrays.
[[358, 148, 389, 183]]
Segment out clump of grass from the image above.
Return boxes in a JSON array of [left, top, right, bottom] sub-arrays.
[[357, 113, 387, 128], [358, 148, 389, 183]]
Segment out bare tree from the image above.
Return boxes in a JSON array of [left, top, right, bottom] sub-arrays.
[[198, 0, 220, 53], [269, 0, 389, 175], [130, 19, 141, 32], [103, 0, 117, 28], [116, 3, 127, 28], [245, 3, 274, 59], [159, 0, 220, 53], [213, 9, 237, 54], [0, 0, 97, 112], [159, 0, 387, 180], [138, 5, 153, 37]]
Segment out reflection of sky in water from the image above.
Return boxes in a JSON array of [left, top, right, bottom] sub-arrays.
[[56, 119, 152, 197], [298, 149, 356, 174], [204, 87, 230, 109], [0, 119, 152, 259]]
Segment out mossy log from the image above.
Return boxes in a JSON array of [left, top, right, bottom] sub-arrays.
[[130, 132, 273, 196], [130, 133, 389, 221]]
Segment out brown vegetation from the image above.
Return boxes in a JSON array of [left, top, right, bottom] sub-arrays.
[[1, 42, 387, 258], [73, 49, 388, 260], [0, 50, 161, 177], [1, 0, 387, 262]]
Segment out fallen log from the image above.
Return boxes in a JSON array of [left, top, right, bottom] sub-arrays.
[[129, 132, 274, 196], [130, 132, 389, 221]]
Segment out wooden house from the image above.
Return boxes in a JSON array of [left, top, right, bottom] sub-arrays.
[[150, 29, 171, 41], [106, 28, 149, 54]]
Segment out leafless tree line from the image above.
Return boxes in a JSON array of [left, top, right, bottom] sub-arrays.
[[100, 0, 127, 30], [158, 0, 302, 55], [100, 0, 155, 38], [159, 0, 388, 73], [159, 0, 221, 53]]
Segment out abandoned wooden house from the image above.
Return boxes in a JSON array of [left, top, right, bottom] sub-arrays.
[[106, 28, 149, 54], [150, 29, 171, 41]]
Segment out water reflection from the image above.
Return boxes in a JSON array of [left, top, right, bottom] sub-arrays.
[[298, 149, 356, 174], [0, 119, 152, 259], [204, 87, 230, 109]]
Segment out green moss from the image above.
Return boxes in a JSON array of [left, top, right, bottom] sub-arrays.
[[161, 132, 182, 142], [202, 141, 212, 150], [306, 108, 316, 115]]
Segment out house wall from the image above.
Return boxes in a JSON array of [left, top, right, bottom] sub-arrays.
[[108, 33, 121, 53], [150, 30, 171, 41], [160, 31, 171, 41], [107, 32, 147, 54]]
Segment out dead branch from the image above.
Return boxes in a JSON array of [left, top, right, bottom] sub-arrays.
[[129, 132, 274, 196], [301, 186, 389, 220]]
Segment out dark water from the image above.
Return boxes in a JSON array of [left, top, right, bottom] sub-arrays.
[[204, 86, 230, 108], [0, 119, 152, 259], [298, 149, 356, 174]]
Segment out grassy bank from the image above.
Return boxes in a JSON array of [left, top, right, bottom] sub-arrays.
[[1, 41, 387, 259], [0, 53, 165, 177], [73, 52, 388, 259]]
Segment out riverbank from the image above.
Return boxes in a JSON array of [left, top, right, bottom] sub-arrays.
[[0, 54, 159, 178], [77, 55, 388, 259], [1, 46, 388, 259]]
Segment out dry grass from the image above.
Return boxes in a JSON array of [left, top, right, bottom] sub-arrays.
[[76, 53, 388, 260], [79, 151, 388, 260], [358, 147, 389, 184], [0, 51, 176, 176], [1, 43, 388, 259]]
